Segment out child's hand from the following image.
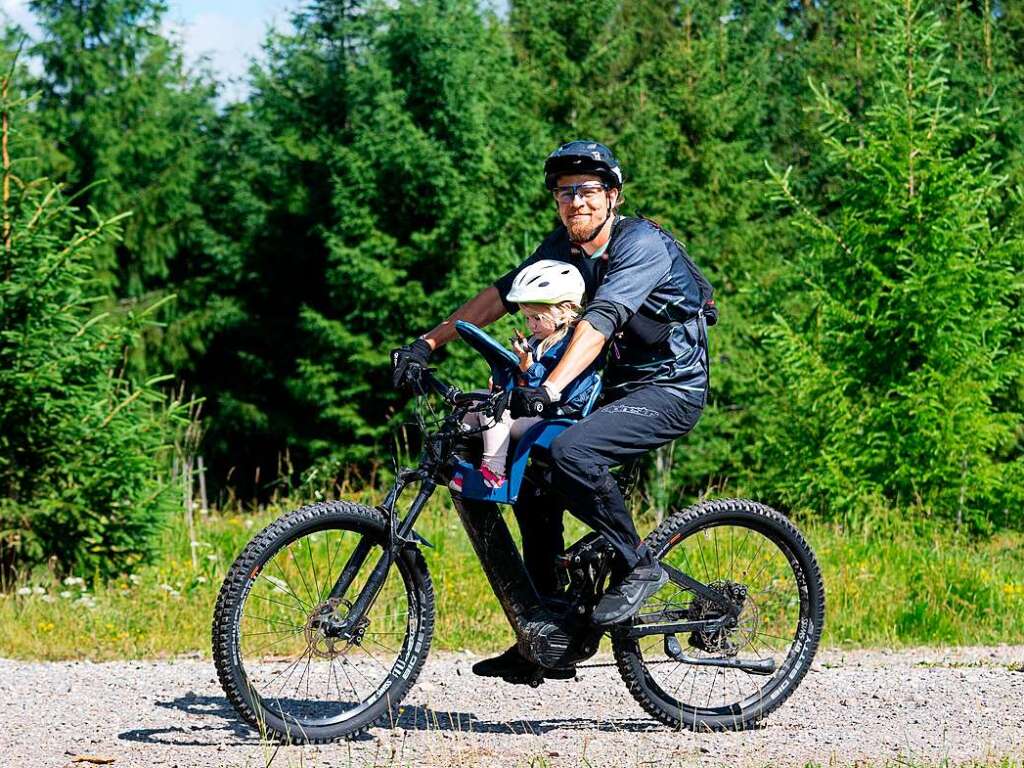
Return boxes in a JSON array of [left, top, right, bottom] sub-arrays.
[[512, 329, 533, 372]]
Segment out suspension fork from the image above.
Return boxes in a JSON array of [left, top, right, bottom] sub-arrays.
[[325, 472, 436, 629]]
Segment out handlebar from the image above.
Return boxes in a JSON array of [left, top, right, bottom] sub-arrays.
[[418, 368, 461, 403], [415, 368, 508, 426]]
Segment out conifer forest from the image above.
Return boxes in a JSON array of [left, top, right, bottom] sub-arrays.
[[1, 0, 1022, 577]]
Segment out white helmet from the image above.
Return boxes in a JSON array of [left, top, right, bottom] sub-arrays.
[[506, 260, 586, 305]]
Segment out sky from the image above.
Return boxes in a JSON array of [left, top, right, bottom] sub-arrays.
[[0, 0, 299, 101], [164, 0, 296, 100]]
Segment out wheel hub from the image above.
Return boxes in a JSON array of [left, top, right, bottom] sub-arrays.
[[305, 598, 368, 658]]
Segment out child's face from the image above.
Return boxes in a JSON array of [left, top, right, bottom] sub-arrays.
[[523, 307, 557, 339]]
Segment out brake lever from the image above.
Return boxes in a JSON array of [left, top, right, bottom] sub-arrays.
[[490, 389, 510, 421]]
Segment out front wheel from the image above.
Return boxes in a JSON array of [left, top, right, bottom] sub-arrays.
[[613, 499, 824, 731], [212, 501, 435, 743]]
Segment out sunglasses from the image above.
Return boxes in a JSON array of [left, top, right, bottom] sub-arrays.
[[552, 182, 608, 204]]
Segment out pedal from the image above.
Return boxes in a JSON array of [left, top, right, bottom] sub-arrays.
[[501, 670, 546, 687]]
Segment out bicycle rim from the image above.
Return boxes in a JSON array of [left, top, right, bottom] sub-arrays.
[[234, 522, 418, 733]]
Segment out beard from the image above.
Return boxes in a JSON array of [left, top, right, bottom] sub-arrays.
[[566, 212, 604, 242]]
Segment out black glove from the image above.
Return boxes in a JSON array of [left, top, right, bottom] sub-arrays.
[[510, 385, 552, 418], [391, 338, 432, 391]]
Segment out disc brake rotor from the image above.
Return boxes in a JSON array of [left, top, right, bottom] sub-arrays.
[[304, 598, 367, 659]]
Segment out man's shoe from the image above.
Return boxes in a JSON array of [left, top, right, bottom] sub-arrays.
[[592, 560, 669, 626], [471, 645, 576, 684]]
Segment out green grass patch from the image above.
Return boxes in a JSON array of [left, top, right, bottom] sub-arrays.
[[1, 492, 1022, 660]]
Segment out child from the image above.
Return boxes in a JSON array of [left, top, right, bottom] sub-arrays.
[[453, 260, 601, 491]]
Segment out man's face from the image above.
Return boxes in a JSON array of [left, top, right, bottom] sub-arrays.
[[553, 173, 617, 242]]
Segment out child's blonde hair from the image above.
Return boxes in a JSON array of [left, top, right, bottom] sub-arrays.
[[520, 301, 583, 356]]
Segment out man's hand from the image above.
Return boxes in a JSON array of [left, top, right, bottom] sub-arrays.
[[511, 385, 554, 418], [391, 338, 432, 391]]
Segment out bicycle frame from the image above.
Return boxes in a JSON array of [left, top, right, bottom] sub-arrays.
[[325, 322, 756, 671]]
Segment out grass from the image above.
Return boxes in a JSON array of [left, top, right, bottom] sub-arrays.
[[1, 489, 1023, 660]]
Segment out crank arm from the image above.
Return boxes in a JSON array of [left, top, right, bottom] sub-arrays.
[[663, 634, 776, 676]]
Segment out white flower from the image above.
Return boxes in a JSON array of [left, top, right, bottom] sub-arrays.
[[158, 583, 174, 592], [244, 519, 254, 528], [16, 587, 31, 596], [32, 586, 45, 595], [206, 554, 219, 561], [169, 590, 181, 598], [196, 576, 208, 584], [41, 595, 56, 603], [128, 574, 141, 585], [60, 591, 72, 599], [63, 576, 85, 587]]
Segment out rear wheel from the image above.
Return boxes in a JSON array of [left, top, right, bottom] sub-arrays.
[[212, 501, 434, 743], [613, 499, 824, 731]]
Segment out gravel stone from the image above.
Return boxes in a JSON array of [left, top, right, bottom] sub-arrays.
[[2, 645, 1023, 767]]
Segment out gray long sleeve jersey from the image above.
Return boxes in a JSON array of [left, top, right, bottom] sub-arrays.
[[494, 216, 711, 407]]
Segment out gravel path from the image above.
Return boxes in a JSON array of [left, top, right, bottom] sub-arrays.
[[2, 646, 1023, 768]]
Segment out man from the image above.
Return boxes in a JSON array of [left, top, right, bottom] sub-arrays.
[[392, 140, 713, 680]]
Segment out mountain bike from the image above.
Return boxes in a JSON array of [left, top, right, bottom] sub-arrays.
[[212, 321, 825, 743]]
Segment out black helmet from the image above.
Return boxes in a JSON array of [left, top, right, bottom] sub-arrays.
[[544, 140, 623, 190]]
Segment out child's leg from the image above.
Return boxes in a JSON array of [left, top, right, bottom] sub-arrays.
[[479, 415, 544, 488], [480, 410, 513, 476], [450, 396, 488, 492]]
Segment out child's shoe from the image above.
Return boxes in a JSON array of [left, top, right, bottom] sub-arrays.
[[448, 472, 464, 493], [480, 466, 506, 489]]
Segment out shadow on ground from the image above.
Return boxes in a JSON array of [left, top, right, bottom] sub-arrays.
[[117, 692, 664, 746]]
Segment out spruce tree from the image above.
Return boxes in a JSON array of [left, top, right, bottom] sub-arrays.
[[760, 0, 1023, 528], [29, 0, 215, 296], [0, 59, 182, 578]]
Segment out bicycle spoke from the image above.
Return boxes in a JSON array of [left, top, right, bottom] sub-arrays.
[[221, 509, 429, 739], [305, 534, 323, 604], [273, 644, 314, 699], [265, 563, 312, 612], [631, 516, 811, 720], [245, 627, 306, 657], [246, 614, 306, 631], [289, 546, 318, 610], [250, 591, 308, 614], [241, 627, 303, 639]]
